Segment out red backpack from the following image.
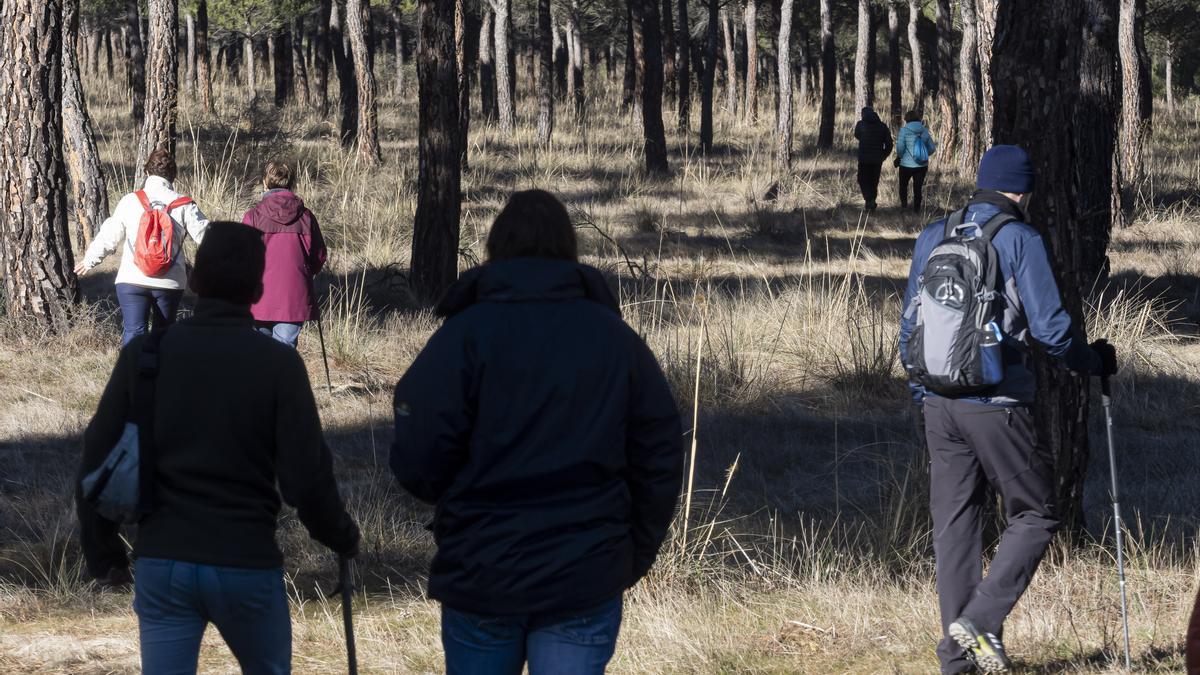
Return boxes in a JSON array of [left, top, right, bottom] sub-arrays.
[[133, 190, 192, 277]]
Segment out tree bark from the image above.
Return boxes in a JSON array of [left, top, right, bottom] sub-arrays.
[[976, 0, 996, 149], [412, 0, 463, 304], [137, 0, 179, 185], [195, 0, 213, 114], [958, 0, 982, 174], [316, 0, 332, 113], [331, 3, 359, 148], [1118, 0, 1151, 208], [907, 0, 924, 110], [1165, 40, 1174, 113], [818, 0, 835, 149], [274, 26, 295, 107], [392, 2, 406, 98], [243, 32, 256, 101], [568, 2, 585, 121], [479, 8, 497, 120], [991, 0, 1118, 534], [493, 0, 515, 135], [185, 12, 195, 93], [106, 28, 116, 80], [701, 0, 718, 150], [125, 0, 146, 123], [721, 9, 738, 116], [347, 0, 382, 164], [934, 0, 957, 156], [854, 0, 872, 112], [776, 0, 794, 171], [662, 0, 677, 105], [0, 0, 80, 325], [887, 1, 903, 126], [743, 0, 758, 123], [632, 0, 669, 174], [623, 2, 636, 110], [536, 0, 554, 143], [63, 0, 110, 248], [456, 0, 475, 168], [295, 18, 311, 106], [677, 0, 691, 132]]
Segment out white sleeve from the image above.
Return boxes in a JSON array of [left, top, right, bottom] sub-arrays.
[[183, 203, 209, 245], [81, 203, 131, 270]]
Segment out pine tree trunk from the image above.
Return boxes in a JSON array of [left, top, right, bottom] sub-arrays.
[[196, 1, 213, 114], [243, 32, 256, 101], [743, 0, 758, 123], [393, 3, 406, 98], [569, 3, 585, 122], [316, 0, 332, 113], [662, 0, 677, 105], [536, 0, 554, 143], [412, 0, 463, 304], [126, 0, 146, 123], [295, 18, 311, 106], [776, 0, 794, 171], [907, 0, 924, 110], [1165, 40, 1174, 113], [106, 28, 116, 80], [185, 13, 196, 93], [934, 0, 957, 156], [493, 0, 515, 135], [721, 9, 738, 116], [991, 0, 1118, 534], [331, 4, 359, 147], [632, 0, 669, 174], [455, 0, 475, 168], [854, 0, 872, 112], [623, 3, 636, 110], [137, 0, 179, 185], [347, 0, 382, 164], [700, 0, 718, 150], [887, 1, 903, 127], [817, 0, 835, 149], [958, 0, 981, 175], [0, 0, 80, 325], [677, 0, 691, 132], [797, 25, 812, 106], [479, 8, 497, 120], [976, 0, 996, 148], [63, 0, 110, 249], [1118, 0, 1150, 208], [274, 27, 294, 107]]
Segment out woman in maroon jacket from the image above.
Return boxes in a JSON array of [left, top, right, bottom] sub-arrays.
[[242, 161, 327, 347]]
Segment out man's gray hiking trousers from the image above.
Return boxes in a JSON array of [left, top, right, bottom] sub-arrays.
[[923, 396, 1060, 674]]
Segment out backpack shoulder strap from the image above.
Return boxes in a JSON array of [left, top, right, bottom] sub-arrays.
[[979, 212, 1017, 241], [134, 190, 152, 212], [166, 196, 193, 211], [943, 209, 966, 239]]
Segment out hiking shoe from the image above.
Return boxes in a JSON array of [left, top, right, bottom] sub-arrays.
[[948, 617, 1012, 673]]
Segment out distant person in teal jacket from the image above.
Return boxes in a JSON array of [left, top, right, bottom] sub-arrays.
[[896, 110, 937, 212]]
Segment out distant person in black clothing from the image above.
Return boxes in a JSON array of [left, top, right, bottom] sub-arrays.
[[76, 222, 360, 675], [390, 190, 684, 675], [854, 106, 894, 211]]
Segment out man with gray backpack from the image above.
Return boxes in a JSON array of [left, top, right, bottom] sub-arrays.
[[899, 145, 1118, 674]]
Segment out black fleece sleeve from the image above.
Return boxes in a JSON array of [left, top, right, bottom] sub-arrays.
[[76, 344, 136, 580], [626, 336, 684, 582], [389, 322, 474, 505], [274, 351, 359, 556]]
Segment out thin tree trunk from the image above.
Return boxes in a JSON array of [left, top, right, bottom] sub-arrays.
[[392, 3, 406, 98], [347, 0, 382, 164], [907, 0, 924, 110], [63, 0, 110, 248], [137, 0, 179, 185], [195, 0, 213, 114], [623, 2, 636, 110], [1118, 0, 1151, 207], [479, 8, 497, 120], [569, 2, 585, 122], [976, 0, 996, 148], [934, 0, 957, 156], [536, 0, 554, 143], [854, 0, 872, 111], [887, 1, 903, 126], [797, 25, 812, 106], [185, 13, 196, 93], [126, 0, 146, 123], [412, 0, 463, 304], [331, 3, 359, 147], [295, 18, 311, 106], [817, 0, 835, 149], [493, 0, 515, 134], [1165, 40, 1174, 113], [743, 0, 758, 123], [677, 0, 691, 132], [991, 0, 1118, 534], [776, 0, 794, 171], [274, 26, 295, 107], [243, 32, 256, 101], [106, 28, 116, 80], [455, 0, 473, 167], [662, 0, 677, 104], [958, 0, 981, 174], [316, 0, 332, 113], [721, 9, 737, 116], [700, 0, 718, 150], [632, 0, 669, 174], [0, 0, 80, 325]]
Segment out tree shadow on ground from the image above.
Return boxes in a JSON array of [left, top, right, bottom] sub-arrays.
[[1022, 643, 1183, 674]]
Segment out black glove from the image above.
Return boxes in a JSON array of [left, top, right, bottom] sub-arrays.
[[1090, 339, 1118, 377], [95, 565, 132, 591]]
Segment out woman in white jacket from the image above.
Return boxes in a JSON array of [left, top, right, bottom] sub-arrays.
[[75, 149, 209, 346]]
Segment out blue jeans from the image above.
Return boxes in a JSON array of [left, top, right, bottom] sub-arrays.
[[442, 595, 623, 675], [133, 558, 291, 675], [115, 283, 183, 347], [255, 321, 303, 348]]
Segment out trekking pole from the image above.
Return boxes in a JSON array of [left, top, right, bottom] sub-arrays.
[[339, 555, 358, 675], [1101, 377, 1132, 670], [316, 314, 333, 396]]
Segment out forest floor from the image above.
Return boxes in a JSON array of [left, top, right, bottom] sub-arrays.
[[3, 76, 1200, 673]]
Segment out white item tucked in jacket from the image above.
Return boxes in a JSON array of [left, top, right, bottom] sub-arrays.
[[81, 175, 210, 290]]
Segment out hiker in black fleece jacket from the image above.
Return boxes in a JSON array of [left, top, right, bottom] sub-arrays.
[[76, 222, 358, 674]]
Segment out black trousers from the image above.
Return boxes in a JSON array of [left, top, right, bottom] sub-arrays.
[[923, 397, 1059, 675], [857, 161, 883, 208], [899, 165, 928, 209]]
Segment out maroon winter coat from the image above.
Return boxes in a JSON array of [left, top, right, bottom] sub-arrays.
[[242, 190, 327, 323]]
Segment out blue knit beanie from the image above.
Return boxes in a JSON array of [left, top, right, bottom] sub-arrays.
[[976, 145, 1036, 194]]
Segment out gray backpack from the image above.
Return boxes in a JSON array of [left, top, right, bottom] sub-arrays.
[[80, 331, 164, 523], [904, 209, 1015, 396]]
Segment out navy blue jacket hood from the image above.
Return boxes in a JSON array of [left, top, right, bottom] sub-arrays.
[[436, 258, 620, 318]]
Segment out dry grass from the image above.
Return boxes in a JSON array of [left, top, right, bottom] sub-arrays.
[[1, 67, 1199, 672]]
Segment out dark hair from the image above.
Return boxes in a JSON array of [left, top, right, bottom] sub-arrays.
[[486, 190, 577, 262], [189, 222, 266, 305], [904, 110, 923, 124], [263, 161, 294, 190], [144, 148, 177, 182]]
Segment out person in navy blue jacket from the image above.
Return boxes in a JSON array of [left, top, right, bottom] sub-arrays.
[[390, 190, 683, 675], [899, 146, 1117, 674]]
